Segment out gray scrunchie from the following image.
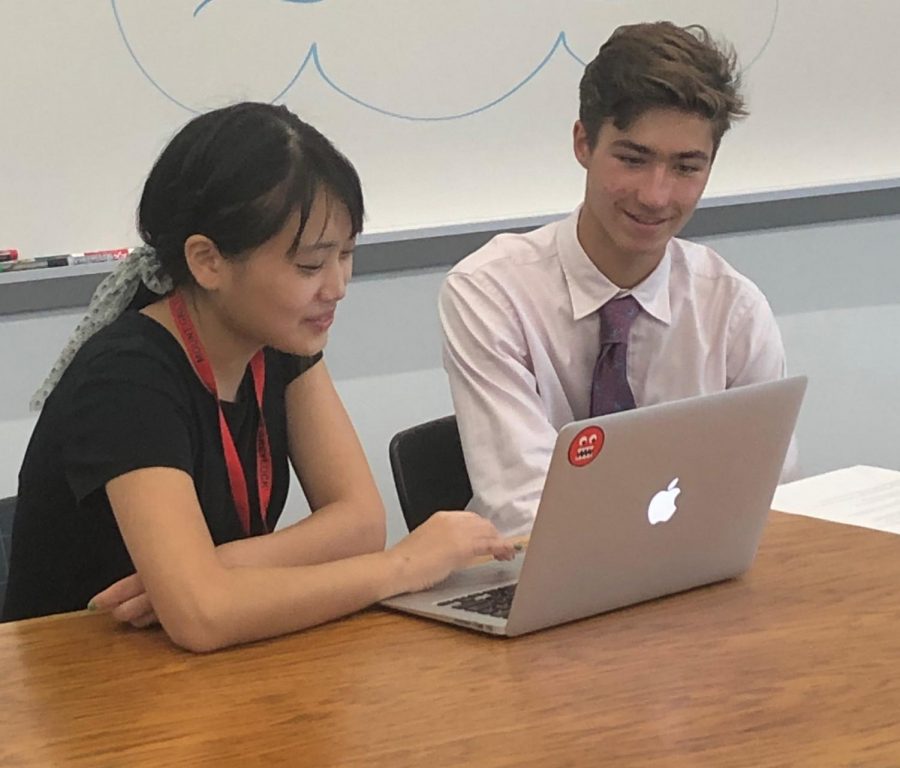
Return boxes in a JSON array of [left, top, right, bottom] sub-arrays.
[[30, 245, 173, 411]]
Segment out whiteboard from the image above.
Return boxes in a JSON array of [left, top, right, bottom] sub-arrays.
[[1, 0, 899, 259]]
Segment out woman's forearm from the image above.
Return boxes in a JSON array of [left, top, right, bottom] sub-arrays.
[[216, 501, 387, 569], [165, 548, 405, 653]]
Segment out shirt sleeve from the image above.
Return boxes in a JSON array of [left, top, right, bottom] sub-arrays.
[[439, 272, 559, 536], [725, 287, 800, 481], [61, 349, 195, 503]]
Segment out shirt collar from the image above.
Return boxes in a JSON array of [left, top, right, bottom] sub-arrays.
[[556, 207, 673, 326]]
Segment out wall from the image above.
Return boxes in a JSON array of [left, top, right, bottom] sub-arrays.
[[3, 1, 900, 260]]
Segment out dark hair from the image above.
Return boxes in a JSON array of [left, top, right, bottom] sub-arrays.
[[579, 22, 747, 153], [138, 102, 364, 287]]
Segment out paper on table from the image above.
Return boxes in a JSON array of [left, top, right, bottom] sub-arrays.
[[772, 465, 900, 534]]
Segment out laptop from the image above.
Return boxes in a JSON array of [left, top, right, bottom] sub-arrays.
[[382, 376, 807, 636]]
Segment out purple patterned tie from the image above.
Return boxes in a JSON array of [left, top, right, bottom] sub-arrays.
[[590, 295, 640, 417]]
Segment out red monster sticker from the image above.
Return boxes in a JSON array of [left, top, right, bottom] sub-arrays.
[[567, 426, 605, 467]]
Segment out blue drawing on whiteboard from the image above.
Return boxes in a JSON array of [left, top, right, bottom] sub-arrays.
[[271, 33, 585, 122], [111, 0, 778, 120], [193, 0, 324, 16]]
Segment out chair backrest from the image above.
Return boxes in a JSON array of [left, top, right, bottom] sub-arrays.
[[0, 496, 16, 619], [389, 415, 472, 532]]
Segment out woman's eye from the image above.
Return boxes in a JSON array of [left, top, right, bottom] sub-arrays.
[[297, 263, 323, 274]]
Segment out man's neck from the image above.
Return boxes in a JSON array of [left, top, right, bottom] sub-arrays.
[[576, 212, 666, 289]]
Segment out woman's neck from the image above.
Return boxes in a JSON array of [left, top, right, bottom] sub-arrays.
[[142, 290, 259, 402]]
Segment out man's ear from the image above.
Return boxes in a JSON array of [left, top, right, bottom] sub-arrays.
[[184, 235, 226, 291], [573, 120, 594, 170]]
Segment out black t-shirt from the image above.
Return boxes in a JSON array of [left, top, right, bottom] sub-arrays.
[[2, 311, 321, 622]]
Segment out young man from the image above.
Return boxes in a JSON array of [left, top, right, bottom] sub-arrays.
[[440, 22, 797, 536]]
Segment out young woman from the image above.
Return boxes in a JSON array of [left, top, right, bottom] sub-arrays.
[[2, 102, 513, 650]]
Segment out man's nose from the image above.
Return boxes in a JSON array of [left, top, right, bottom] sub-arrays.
[[635, 164, 674, 210]]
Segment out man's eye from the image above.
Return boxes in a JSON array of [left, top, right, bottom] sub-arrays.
[[297, 263, 323, 273], [618, 156, 644, 166]]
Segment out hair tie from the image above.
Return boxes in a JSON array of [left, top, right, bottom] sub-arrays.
[[29, 245, 173, 411]]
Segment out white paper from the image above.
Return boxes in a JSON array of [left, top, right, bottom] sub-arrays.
[[772, 465, 900, 534]]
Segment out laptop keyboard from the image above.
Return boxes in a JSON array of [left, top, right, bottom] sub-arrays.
[[437, 583, 518, 619]]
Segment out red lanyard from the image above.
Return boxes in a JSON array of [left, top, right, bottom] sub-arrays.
[[168, 292, 272, 536]]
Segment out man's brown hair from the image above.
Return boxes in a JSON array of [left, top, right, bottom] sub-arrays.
[[579, 22, 748, 153]]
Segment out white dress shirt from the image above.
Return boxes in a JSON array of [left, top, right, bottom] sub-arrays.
[[440, 208, 797, 536]]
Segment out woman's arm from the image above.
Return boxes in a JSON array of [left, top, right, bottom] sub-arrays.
[[216, 360, 386, 569], [102, 466, 513, 652], [91, 360, 388, 626]]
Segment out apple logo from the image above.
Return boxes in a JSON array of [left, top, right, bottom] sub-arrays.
[[647, 478, 680, 525]]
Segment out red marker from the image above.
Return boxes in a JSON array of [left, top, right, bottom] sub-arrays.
[[80, 248, 130, 263], [0, 249, 19, 262]]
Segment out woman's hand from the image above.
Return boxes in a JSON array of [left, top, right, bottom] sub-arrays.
[[387, 511, 516, 594], [88, 573, 158, 628]]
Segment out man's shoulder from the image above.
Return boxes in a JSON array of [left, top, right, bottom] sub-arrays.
[[671, 237, 766, 301], [448, 218, 562, 280]]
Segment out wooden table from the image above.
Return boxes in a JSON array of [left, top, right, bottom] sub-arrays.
[[1, 512, 899, 767]]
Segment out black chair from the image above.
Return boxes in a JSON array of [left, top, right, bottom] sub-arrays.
[[0, 496, 16, 619], [389, 415, 473, 532]]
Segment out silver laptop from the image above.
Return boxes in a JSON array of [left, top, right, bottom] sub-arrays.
[[382, 376, 807, 636]]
